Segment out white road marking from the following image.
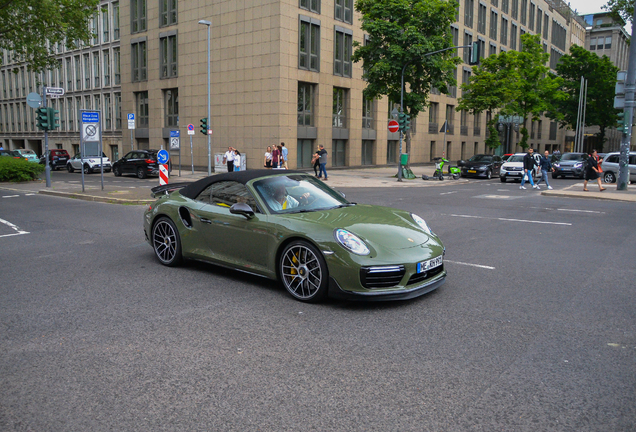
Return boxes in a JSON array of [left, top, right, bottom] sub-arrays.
[[557, 208, 604, 214], [440, 191, 458, 195], [25, 193, 37, 196], [446, 213, 572, 226], [445, 260, 495, 270], [0, 218, 29, 238], [2, 195, 19, 198]]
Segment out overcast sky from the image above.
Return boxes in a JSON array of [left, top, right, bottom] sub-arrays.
[[570, 0, 607, 15]]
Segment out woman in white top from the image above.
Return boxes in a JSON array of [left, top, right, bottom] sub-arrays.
[[264, 146, 272, 168], [234, 150, 241, 171]]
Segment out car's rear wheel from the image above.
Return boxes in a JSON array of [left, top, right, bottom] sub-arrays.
[[137, 167, 147, 179], [279, 241, 328, 302], [83, 164, 91, 174], [67, 164, 74, 173], [113, 166, 121, 177], [603, 171, 616, 183], [152, 217, 183, 266]]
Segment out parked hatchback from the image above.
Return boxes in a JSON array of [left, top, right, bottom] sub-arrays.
[[40, 149, 71, 170], [600, 151, 636, 183], [67, 152, 112, 174], [112, 150, 163, 179], [14, 149, 39, 163], [552, 152, 588, 179]]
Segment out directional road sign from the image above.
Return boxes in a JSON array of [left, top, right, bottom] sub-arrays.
[[157, 149, 170, 164]]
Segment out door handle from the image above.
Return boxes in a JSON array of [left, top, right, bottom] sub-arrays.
[[200, 217, 212, 224]]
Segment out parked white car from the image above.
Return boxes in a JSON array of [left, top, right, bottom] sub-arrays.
[[499, 152, 540, 182], [66, 153, 112, 174], [601, 151, 636, 183]]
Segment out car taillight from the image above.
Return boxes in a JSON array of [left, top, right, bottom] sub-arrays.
[[145, 159, 155, 164]]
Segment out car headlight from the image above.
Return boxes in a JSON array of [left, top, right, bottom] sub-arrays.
[[411, 213, 434, 236], [574, 162, 582, 168], [334, 229, 370, 256], [554, 163, 560, 168]]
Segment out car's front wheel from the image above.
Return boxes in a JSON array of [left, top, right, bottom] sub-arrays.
[[500, 176, 506, 183], [486, 169, 492, 180], [83, 164, 92, 174], [152, 217, 183, 266], [604, 171, 616, 183], [67, 164, 74, 173], [279, 241, 328, 302]]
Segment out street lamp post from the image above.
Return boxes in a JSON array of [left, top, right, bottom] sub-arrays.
[[199, 19, 212, 176]]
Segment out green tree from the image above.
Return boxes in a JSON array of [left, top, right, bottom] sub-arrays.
[[0, 0, 99, 73], [602, 0, 632, 25], [352, 0, 461, 162], [458, 34, 563, 150], [548, 45, 619, 152]]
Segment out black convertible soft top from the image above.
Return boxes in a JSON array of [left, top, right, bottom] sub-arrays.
[[179, 169, 309, 199]]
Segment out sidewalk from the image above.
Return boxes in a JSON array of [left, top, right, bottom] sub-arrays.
[[1, 166, 634, 204]]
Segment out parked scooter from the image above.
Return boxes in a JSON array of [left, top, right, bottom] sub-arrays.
[[425, 157, 461, 180]]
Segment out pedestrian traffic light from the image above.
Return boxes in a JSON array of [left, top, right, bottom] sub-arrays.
[[617, 111, 627, 133], [469, 41, 480, 65], [48, 107, 60, 130], [200, 117, 208, 135], [398, 112, 406, 132], [404, 114, 411, 131], [36, 107, 49, 131]]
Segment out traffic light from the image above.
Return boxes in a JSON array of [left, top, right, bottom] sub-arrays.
[[404, 114, 411, 132], [200, 117, 208, 135], [36, 107, 49, 131], [398, 112, 406, 132], [48, 107, 60, 130], [617, 111, 627, 133], [469, 41, 480, 65]]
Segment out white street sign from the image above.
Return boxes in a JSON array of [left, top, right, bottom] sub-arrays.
[[170, 137, 180, 150]]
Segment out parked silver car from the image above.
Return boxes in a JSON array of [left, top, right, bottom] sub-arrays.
[[600, 151, 636, 183], [66, 153, 112, 174]]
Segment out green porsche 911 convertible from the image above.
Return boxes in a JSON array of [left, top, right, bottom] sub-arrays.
[[144, 170, 446, 302]]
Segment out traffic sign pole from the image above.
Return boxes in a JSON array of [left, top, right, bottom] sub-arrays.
[[190, 135, 194, 174], [42, 86, 51, 188]]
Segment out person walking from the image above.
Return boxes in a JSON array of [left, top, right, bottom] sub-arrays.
[[281, 142, 288, 169], [311, 145, 320, 176], [264, 146, 273, 168], [223, 146, 235, 172], [317, 145, 328, 180], [536, 150, 554, 190], [233, 150, 241, 171], [583, 150, 606, 192], [520, 148, 539, 190], [271, 145, 280, 169]]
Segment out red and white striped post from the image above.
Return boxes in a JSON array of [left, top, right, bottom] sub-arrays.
[[159, 164, 169, 185]]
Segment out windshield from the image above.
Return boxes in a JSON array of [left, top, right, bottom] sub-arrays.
[[507, 155, 525, 162], [468, 155, 492, 162], [561, 153, 586, 161], [253, 174, 350, 214], [20, 149, 36, 155]]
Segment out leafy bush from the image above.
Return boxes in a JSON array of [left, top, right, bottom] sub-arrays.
[[0, 157, 45, 182]]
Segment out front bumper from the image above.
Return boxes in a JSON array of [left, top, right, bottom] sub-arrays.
[[461, 167, 489, 177], [553, 166, 584, 177]]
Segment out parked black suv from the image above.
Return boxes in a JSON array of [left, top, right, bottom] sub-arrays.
[[112, 150, 167, 179], [39, 149, 71, 170]]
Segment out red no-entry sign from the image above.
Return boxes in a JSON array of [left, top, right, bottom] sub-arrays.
[[388, 119, 399, 133]]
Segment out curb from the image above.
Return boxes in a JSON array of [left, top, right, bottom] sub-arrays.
[[38, 190, 154, 205], [540, 190, 636, 202]]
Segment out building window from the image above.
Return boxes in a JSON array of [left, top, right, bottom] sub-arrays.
[[102, 6, 110, 42], [510, 23, 517, 50], [298, 82, 314, 126], [605, 36, 612, 49], [115, 92, 121, 129], [74, 55, 81, 90], [136, 91, 149, 127], [164, 88, 178, 127], [474, 112, 481, 135], [428, 103, 439, 133], [297, 139, 315, 168], [131, 40, 147, 82], [500, 17, 508, 46], [334, 27, 352, 77], [114, 48, 121, 84], [460, 110, 468, 135], [446, 105, 455, 134], [464, 0, 474, 28], [299, 18, 320, 72], [528, 3, 535, 31], [66, 97, 74, 131], [333, 87, 347, 128], [131, 0, 146, 33], [501, 0, 509, 14], [490, 10, 498, 40], [463, 32, 473, 64], [362, 96, 373, 129], [549, 121, 557, 140], [478, 4, 487, 34], [520, 0, 527, 25], [160, 0, 177, 27], [299, 0, 320, 14], [449, 67, 457, 98], [543, 14, 549, 39], [92, 13, 99, 45], [93, 52, 100, 87], [335, 0, 352, 24], [113, 2, 120, 39], [104, 93, 112, 129], [511, 0, 518, 19], [66, 58, 73, 90], [333, 139, 346, 166], [103, 50, 110, 86], [160, 34, 178, 78], [362, 140, 374, 165], [83, 53, 91, 89], [462, 68, 471, 97], [451, 26, 459, 57], [536, 9, 542, 35]]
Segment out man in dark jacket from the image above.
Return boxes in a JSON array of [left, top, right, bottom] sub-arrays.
[[536, 150, 554, 190], [520, 148, 539, 189]]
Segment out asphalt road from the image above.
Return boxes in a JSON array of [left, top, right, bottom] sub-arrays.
[[1, 179, 634, 431]]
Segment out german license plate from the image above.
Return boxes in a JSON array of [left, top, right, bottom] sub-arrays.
[[417, 255, 443, 273], [468, 170, 476, 173]]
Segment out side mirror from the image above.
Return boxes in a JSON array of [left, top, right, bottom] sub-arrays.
[[230, 202, 254, 219], [457, 160, 466, 167], [335, 189, 346, 198]]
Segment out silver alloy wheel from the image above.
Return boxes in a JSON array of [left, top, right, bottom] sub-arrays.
[[281, 243, 323, 301], [604, 171, 616, 183], [153, 219, 179, 265], [486, 169, 492, 179]]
